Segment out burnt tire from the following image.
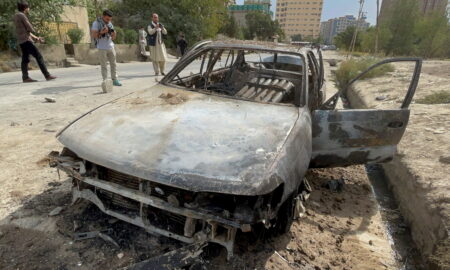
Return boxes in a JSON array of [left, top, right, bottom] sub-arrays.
[[273, 195, 295, 235]]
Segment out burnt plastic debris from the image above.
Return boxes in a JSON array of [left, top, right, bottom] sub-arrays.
[[323, 178, 345, 192]]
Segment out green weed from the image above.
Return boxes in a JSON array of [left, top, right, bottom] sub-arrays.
[[416, 91, 450, 104], [334, 58, 395, 90]]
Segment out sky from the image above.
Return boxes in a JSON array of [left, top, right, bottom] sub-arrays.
[[235, 0, 378, 25]]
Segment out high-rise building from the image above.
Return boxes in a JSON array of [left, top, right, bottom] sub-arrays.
[[320, 15, 370, 45], [380, 0, 449, 20], [228, 0, 272, 27], [275, 0, 324, 39]]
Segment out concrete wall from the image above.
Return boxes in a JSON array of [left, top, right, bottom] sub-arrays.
[[73, 44, 141, 65], [61, 6, 91, 43], [35, 44, 67, 66]]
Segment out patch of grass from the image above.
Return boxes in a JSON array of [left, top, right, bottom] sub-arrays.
[[416, 91, 450, 104], [334, 57, 395, 90]]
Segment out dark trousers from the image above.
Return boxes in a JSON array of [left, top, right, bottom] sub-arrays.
[[180, 46, 187, 56], [20, 41, 50, 80]]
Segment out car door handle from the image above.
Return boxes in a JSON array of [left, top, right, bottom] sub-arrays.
[[388, 121, 404, 128]]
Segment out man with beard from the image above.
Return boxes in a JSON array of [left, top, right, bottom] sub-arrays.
[[148, 13, 168, 76]]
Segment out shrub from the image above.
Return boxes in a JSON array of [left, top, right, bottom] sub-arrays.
[[416, 91, 450, 104], [0, 23, 17, 51], [334, 58, 395, 90], [124, 29, 138, 44], [42, 34, 59, 45], [114, 27, 125, 44], [67, 28, 84, 44]]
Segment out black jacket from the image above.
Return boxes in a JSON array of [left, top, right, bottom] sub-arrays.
[[147, 23, 165, 46]]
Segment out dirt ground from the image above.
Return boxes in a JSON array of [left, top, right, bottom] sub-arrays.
[[343, 56, 450, 269], [0, 60, 419, 269], [0, 166, 401, 270]]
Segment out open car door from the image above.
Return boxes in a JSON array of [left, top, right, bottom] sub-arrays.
[[310, 58, 422, 168]]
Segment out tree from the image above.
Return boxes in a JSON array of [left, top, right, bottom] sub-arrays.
[[124, 29, 138, 44], [244, 11, 284, 41], [0, 0, 79, 33], [383, 0, 420, 55], [334, 26, 361, 51], [414, 11, 450, 58], [291, 34, 302, 42], [360, 26, 391, 54], [219, 15, 243, 39], [110, 0, 229, 48], [0, 0, 76, 50], [114, 26, 125, 44]]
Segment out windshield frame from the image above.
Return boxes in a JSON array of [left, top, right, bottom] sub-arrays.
[[161, 45, 308, 108]]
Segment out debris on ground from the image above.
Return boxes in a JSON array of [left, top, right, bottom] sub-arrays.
[[10, 121, 19, 126], [44, 97, 56, 103], [439, 155, 450, 164], [127, 243, 206, 270], [328, 59, 338, 67], [48, 206, 63, 216], [117, 252, 124, 259], [74, 228, 119, 248], [322, 178, 345, 192], [159, 93, 187, 105]]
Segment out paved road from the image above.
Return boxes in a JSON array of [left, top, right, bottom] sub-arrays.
[[0, 61, 178, 100]]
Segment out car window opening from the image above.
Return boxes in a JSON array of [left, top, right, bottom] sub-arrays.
[[168, 49, 305, 106]]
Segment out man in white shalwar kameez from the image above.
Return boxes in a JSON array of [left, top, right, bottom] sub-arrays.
[[148, 13, 168, 76]]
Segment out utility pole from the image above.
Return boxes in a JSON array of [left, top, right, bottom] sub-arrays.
[[347, 0, 365, 58], [375, 0, 380, 54]]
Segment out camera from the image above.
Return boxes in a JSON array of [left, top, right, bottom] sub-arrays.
[[101, 26, 114, 38]]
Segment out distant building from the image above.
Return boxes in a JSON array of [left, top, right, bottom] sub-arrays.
[[380, 0, 449, 21], [228, 0, 272, 27], [320, 15, 370, 45], [275, 0, 324, 40]]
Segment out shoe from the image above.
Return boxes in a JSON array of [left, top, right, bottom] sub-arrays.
[[155, 73, 159, 76], [113, 79, 122, 86], [161, 72, 166, 76], [46, 75, 57, 81], [23, 78, 38, 83]]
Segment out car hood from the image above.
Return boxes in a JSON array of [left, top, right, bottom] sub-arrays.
[[58, 85, 299, 195]]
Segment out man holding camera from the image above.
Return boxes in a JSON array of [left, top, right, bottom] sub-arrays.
[[148, 13, 168, 76], [91, 10, 122, 86], [14, 1, 56, 83]]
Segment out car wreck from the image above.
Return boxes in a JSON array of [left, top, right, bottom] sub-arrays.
[[50, 40, 422, 259]]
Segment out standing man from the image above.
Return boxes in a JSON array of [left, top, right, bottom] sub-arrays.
[[148, 13, 168, 76], [138, 27, 148, 56], [177, 33, 188, 57], [91, 10, 122, 86], [13, 1, 56, 83]]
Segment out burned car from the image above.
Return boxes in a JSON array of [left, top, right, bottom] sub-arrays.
[[51, 41, 421, 258]]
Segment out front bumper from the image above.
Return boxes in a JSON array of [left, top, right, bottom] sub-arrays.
[[51, 153, 256, 258]]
